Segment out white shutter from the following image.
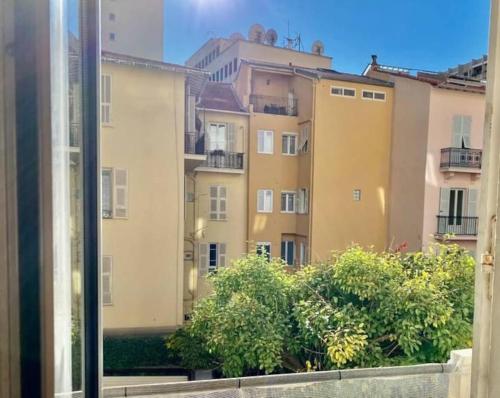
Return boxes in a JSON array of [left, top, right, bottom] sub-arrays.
[[304, 189, 309, 213], [257, 190, 264, 212], [113, 169, 128, 219], [102, 256, 113, 305], [266, 131, 274, 153], [101, 74, 111, 124], [209, 186, 218, 219], [219, 186, 227, 220], [227, 123, 236, 152], [265, 190, 273, 212], [439, 188, 451, 215], [452, 115, 462, 148], [199, 243, 208, 277], [218, 243, 226, 268], [468, 189, 478, 217], [462, 116, 472, 148]]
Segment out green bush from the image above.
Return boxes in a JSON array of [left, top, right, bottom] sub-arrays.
[[168, 244, 475, 377]]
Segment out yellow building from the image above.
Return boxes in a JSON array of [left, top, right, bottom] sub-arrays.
[[101, 52, 206, 335], [184, 83, 249, 314], [234, 60, 394, 263]]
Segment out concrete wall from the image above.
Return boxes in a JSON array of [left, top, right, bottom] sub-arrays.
[[101, 62, 185, 333], [101, 0, 164, 61]]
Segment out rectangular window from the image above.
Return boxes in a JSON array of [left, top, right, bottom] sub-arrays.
[[299, 242, 306, 265], [207, 123, 227, 151], [297, 188, 309, 214], [216, 70, 219, 81], [113, 168, 128, 218], [299, 125, 309, 153], [102, 256, 113, 305], [224, 64, 228, 78], [220, 67, 224, 80], [256, 242, 271, 261], [205, 243, 226, 273], [331, 86, 356, 97], [282, 133, 297, 155], [452, 115, 472, 148], [362, 90, 386, 101], [209, 185, 227, 220], [109, 32, 115, 41], [229, 62, 233, 75], [102, 169, 113, 218], [281, 191, 296, 213], [353, 189, 361, 201], [281, 240, 295, 266], [257, 130, 273, 154], [257, 189, 273, 213], [101, 74, 112, 124], [233, 57, 238, 72]]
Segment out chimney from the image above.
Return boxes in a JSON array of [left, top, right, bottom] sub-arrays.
[[371, 54, 378, 66]]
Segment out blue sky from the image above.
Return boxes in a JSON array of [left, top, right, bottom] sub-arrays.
[[164, 0, 490, 74]]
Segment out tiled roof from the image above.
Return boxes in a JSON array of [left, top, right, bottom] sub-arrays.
[[197, 82, 247, 113]]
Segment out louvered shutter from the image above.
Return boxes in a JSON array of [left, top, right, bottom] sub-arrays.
[[210, 186, 218, 220], [102, 256, 113, 305], [439, 188, 451, 215], [227, 123, 236, 152], [304, 189, 309, 213], [452, 115, 462, 148], [101, 75, 111, 124], [218, 243, 226, 268], [219, 186, 227, 220], [113, 169, 128, 219], [462, 116, 472, 148], [468, 189, 478, 217], [199, 243, 208, 276]]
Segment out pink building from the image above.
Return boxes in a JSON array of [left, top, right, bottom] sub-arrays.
[[365, 56, 485, 254]]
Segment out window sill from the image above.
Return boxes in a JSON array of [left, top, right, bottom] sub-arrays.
[[257, 210, 273, 214]]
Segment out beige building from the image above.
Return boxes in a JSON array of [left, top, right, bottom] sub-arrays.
[[365, 56, 485, 253], [101, 52, 206, 334], [184, 83, 249, 314], [101, 0, 164, 61]]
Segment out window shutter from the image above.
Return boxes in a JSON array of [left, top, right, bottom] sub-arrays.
[[266, 131, 274, 153], [210, 186, 218, 219], [257, 190, 264, 211], [218, 243, 226, 267], [462, 116, 472, 148], [113, 169, 128, 219], [219, 186, 227, 220], [101, 75, 111, 124], [199, 243, 208, 276], [102, 256, 113, 305], [281, 241, 286, 261], [439, 188, 451, 215], [297, 190, 303, 214], [304, 189, 309, 213], [227, 123, 236, 152], [468, 189, 478, 217]]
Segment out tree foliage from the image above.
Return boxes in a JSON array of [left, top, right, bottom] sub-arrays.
[[167, 244, 474, 377]]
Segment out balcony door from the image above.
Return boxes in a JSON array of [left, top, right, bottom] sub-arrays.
[[207, 123, 227, 151]]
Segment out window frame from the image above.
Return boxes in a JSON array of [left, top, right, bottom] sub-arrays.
[[330, 86, 357, 98], [282, 132, 298, 156], [209, 185, 227, 221], [281, 191, 296, 213], [257, 129, 274, 154], [257, 189, 273, 213], [362, 89, 387, 102], [101, 168, 113, 218], [101, 73, 112, 125], [256, 242, 272, 261], [281, 240, 295, 266]]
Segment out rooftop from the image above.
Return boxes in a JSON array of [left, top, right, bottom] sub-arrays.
[[197, 82, 248, 113]]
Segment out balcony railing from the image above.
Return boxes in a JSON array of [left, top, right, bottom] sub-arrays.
[[250, 94, 298, 116], [440, 147, 482, 170], [203, 150, 244, 170], [436, 215, 478, 236], [185, 132, 205, 155]]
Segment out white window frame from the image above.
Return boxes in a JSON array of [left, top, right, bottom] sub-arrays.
[[257, 130, 274, 154], [353, 189, 361, 201], [282, 132, 298, 156], [281, 191, 296, 213], [297, 188, 309, 214], [256, 242, 272, 260], [207, 122, 228, 151], [102, 255, 113, 306], [330, 86, 357, 98], [361, 89, 386, 102], [209, 185, 227, 221], [101, 167, 128, 219], [298, 125, 309, 153], [101, 74, 112, 125], [257, 189, 273, 213], [281, 240, 295, 266]]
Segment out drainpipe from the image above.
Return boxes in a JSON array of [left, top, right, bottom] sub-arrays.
[[471, 0, 500, 396]]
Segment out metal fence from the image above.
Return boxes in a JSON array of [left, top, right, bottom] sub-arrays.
[[440, 147, 482, 169], [436, 216, 479, 236], [250, 94, 298, 116]]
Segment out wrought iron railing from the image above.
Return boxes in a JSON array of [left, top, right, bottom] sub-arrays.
[[203, 150, 244, 169], [436, 216, 478, 236], [440, 147, 482, 169], [250, 94, 298, 116], [185, 132, 205, 155]]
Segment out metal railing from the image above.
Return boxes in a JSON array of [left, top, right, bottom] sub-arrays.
[[440, 147, 482, 169], [436, 216, 479, 236], [203, 150, 244, 170], [250, 94, 298, 116], [185, 132, 205, 155]]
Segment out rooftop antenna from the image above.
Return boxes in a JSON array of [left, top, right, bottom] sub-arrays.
[[283, 21, 303, 51]]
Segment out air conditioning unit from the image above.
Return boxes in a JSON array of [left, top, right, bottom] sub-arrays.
[[184, 251, 194, 261]]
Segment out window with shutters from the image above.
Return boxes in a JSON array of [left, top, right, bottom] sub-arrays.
[[282, 133, 297, 155], [209, 185, 227, 220], [101, 74, 112, 124], [101, 167, 128, 219], [452, 115, 472, 148], [257, 130, 274, 154], [199, 243, 226, 274], [102, 169, 113, 218], [207, 123, 227, 151], [256, 242, 271, 261], [297, 188, 309, 214], [281, 191, 296, 213], [257, 189, 273, 213], [281, 240, 295, 266], [102, 256, 113, 305]]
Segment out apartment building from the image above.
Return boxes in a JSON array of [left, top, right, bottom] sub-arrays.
[[101, 0, 164, 61], [233, 60, 394, 262], [184, 83, 249, 315], [101, 52, 206, 335], [186, 25, 332, 83], [365, 56, 485, 253]]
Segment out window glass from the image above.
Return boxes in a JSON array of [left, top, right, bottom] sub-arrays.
[[257, 130, 273, 153]]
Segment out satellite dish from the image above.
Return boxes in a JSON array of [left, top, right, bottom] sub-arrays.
[[311, 40, 325, 55], [229, 32, 245, 42], [248, 24, 265, 43], [265, 29, 278, 46]]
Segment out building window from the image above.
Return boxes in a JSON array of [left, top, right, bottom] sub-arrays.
[[331, 86, 356, 97], [281, 191, 296, 213], [101, 74, 112, 124], [207, 123, 227, 151], [199, 243, 226, 274], [353, 189, 361, 201], [216, 70, 219, 81], [297, 188, 309, 214], [452, 115, 472, 148], [256, 242, 271, 261], [210, 185, 227, 220], [257, 130, 273, 154], [101, 168, 128, 219], [102, 169, 113, 218], [220, 67, 224, 80], [109, 32, 115, 41], [216, 45, 220, 56], [233, 57, 238, 72], [282, 133, 297, 155], [257, 189, 273, 213], [281, 240, 295, 265], [298, 125, 309, 153], [224, 64, 228, 78], [102, 256, 113, 305], [299, 242, 307, 265], [229, 61, 233, 75], [362, 90, 386, 101], [109, 12, 115, 21]]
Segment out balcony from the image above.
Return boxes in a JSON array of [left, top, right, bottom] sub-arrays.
[[184, 132, 206, 171], [199, 150, 244, 172], [436, 215, 478, 238], [440, 148, 482, 174], [250, 94, 298, 116]]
